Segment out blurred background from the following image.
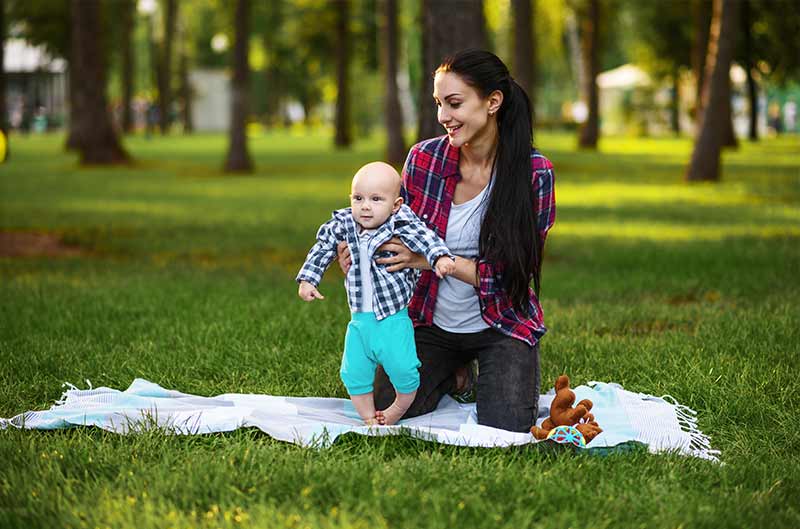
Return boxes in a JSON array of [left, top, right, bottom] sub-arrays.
[[1, 0, 798, 174]]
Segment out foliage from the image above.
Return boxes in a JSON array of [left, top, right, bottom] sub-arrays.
[[748, 0, 800, 85], [625, 0, 694, 80]]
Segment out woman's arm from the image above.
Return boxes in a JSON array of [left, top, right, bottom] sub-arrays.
[[375, 238, 478, 287], [449, 256, 478, 287]]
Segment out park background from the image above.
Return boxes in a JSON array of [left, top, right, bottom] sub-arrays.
[[1, 0, 799, 528]]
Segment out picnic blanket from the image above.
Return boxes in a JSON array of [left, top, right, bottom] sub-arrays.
[[0, 378, 720, 461]]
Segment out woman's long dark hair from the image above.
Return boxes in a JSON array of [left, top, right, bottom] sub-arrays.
[[437, 49, 541, 315]]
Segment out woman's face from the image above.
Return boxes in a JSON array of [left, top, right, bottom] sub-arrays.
[[433, 71, 499, 148]]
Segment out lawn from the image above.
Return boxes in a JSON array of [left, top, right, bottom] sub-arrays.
[[1, 130, 799, 528]]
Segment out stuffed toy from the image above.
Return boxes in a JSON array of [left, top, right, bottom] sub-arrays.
[[531, 375, 603, 443]]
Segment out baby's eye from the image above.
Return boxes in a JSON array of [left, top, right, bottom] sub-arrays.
[[372, 196, 383, 202], [352, 195, 362, 201]]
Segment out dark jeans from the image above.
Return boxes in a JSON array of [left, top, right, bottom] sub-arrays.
[[373, 324, 540, 432]]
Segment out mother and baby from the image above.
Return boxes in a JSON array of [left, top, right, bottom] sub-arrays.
[[296, 49, 556, 432]]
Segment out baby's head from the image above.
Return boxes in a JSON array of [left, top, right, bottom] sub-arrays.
[[350, 162, 403, 229]]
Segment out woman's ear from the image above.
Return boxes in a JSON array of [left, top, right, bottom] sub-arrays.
[[488, 89, 504, 115], [393, 196, 404, 213]]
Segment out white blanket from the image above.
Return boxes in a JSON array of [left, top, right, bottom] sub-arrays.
[[1, 378, 719, 461]]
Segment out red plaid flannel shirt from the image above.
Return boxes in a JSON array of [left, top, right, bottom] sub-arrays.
[[402, 135, 556, 347]]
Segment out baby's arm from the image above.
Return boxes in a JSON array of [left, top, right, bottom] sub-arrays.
[[295, 213, 346, 301], [298, 281, 325, 301], [434, 255, 457, 278]]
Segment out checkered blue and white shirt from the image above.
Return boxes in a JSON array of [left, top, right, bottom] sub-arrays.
[[296, 204, 453, 320]]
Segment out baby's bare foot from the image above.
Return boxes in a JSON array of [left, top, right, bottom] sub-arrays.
[[375, 410, 386, 425], [379, 402, 409, 426]]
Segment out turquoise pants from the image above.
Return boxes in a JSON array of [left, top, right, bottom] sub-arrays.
[[340, 308, 421, 396]]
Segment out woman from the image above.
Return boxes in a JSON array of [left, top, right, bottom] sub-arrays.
[[341, 49, 555, 432]]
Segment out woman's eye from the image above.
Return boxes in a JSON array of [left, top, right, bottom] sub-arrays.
[[451, 103, 461, 109]]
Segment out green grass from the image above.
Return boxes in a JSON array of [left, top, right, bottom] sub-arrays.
[[1, 130, 799, 528]]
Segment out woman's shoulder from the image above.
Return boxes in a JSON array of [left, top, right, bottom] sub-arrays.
[[530, 148, 554, 172], [409, 135, 450, 157], [404, 135, 455, 181]]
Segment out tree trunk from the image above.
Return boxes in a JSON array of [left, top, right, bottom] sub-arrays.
[[382, 0, 405, 166], [721, 73, 738, 147], [418, 0, 486, 142], [224, 0, 253, 173], [686, 0, 738, 182], [692, 0, 711, 125], [671, 67, 681, 136], [179, 52, 193, 133], [0, 0, 8, 161], [334, 0, 352, 148], [121, 0, 135, 134], [70, 0, 128, 164], [512, 0, 535, 118], [158, 0, 177, 134], [65, 0, 85, 152], [578, 0, 600, 149], [742, 0, 758, 141]]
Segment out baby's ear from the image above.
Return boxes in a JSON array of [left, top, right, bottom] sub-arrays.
[[393, 196, 404, 213]]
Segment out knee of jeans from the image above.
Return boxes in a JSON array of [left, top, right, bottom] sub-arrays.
[[477, 402, 536, 432]]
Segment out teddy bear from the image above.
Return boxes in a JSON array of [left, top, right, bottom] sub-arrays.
[[531, 375, 603, 443]]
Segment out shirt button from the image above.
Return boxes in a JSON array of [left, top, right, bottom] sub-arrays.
[[423, 214, 428, 219], [494, 323, 501, 328]]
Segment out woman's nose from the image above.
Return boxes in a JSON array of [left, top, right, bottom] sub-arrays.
[[438, 107, 449, 124]]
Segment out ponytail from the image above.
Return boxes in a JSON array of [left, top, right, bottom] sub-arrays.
[[438, 50, 542, 315]]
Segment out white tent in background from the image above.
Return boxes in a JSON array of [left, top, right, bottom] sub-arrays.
[[4, 39, 68, 131]]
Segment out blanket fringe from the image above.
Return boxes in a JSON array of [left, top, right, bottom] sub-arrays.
[[661, 394, 720, 462], [54, 380, 93, 407]]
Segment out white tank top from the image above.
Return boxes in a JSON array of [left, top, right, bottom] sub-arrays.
[[432, 180, 491, 332]]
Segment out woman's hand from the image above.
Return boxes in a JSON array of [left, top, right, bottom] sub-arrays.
[[336, 241, 351, 274], [375, 237, 430, 272]]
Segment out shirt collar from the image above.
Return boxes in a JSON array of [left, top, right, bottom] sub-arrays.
[[439, 138, 461, 180]]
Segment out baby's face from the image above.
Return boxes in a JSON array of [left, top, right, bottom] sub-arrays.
[[350, 165, 402, 230]]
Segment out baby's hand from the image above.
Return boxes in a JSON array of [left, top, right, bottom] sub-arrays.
[[298, 281, 325, 301], [434, 256, 456, 279]]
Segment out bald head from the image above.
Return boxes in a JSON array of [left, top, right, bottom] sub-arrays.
[[351, 162, 402, 198], [349, 162, 404, 229]]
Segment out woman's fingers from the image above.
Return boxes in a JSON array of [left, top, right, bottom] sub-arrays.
[[336, 241, 351, 273]]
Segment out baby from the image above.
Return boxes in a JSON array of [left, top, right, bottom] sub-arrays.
[[297, 161, 456, 425]]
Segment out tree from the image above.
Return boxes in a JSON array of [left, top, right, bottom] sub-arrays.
[[686, 0, 738, 182], [418, 0, 486, 142], [382, 0, 405, 165], [178, 44, 193, 133], [334, 0, 352, 148], [692, 0, 736, 147], [157, 0, 177, 134], [223, 0, 253, 173], [629, 0, 693, 136], [70, 0, 128, 164], [741, 0, 758, 141], [511, 0, 536, 116], [691, 0, 711, 122], [578, 0, 600, 149], [1, 0, 8, 161], [120, 0, 135, 134]]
